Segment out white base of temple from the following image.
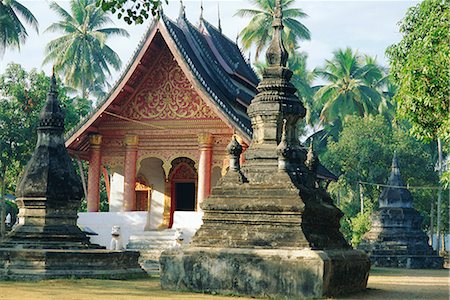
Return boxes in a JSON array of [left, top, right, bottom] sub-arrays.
[[77, 211, 203, 249]]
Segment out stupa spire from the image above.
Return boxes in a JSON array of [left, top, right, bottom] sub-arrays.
[[266, 0, 288, 67], [38, 67, 64, 130], [379, 152, 413, 208], [17, 71, 82, 200]]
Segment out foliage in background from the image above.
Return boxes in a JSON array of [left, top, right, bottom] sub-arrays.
[[96, 0, 164, 24], [235, 0, 310, 60], [386, 0, 449, 143], [0, 0, 39, 56], [43, 0, 129, 99], [308, 48, 393, 154]]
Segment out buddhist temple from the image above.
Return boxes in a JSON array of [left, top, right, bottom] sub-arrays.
[[359, 153, 443, 269], [66, 3, 336, 249]]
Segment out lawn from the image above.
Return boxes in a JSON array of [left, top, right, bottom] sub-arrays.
[[0, 268, 448, 300]]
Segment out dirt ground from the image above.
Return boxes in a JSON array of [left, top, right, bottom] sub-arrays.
[[0, 268, 448, 300]]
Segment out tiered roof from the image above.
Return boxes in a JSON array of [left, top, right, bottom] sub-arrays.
[[66, 9, 258, 149]]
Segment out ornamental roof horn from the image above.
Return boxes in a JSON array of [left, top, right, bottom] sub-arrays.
[[178, 0, 185, 20], [266, 0, 288, 67]]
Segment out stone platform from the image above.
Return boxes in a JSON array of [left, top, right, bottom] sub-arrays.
[[160, 247, 369, 298], [0, 248, 144, 280]]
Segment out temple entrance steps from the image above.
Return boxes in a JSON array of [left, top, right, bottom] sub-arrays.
[[126, 229, 181, 275]]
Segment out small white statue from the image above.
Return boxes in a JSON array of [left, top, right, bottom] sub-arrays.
[[110, 225, 123, 250], [173, 228, 184, 248], [5, 213, 11, 227]]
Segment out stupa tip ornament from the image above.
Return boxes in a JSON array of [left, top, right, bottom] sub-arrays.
[[266, 0, 288, 67], [226, 134, 243, 157], [391, 150, 400, 175], [39, 69, 65, 130]]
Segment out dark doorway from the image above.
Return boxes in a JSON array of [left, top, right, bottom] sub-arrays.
[[175, 182, 195, 211]]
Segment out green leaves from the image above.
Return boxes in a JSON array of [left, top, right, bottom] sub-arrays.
[[0, 0, 39, 56], [43, 0, 129, 99], [314, 48, 390, 131], [386, 0, 450, 142], [96, 0, 165, 24], [235, 0, 310, 61]]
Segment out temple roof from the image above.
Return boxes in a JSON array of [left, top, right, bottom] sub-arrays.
[[65, 10, 258, 148], [379, 152, 413, 208], [64, 8, 337, 182]]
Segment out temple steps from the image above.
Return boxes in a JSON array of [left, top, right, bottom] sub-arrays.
[[126, 229, 181, 276]]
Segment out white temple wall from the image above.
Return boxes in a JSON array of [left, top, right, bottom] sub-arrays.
[[139, 157, 165, 229], [109, 170, 124, 212], [78, 211, 147, 248]]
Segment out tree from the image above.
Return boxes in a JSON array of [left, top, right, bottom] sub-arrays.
[[320, 115, 441, 244], [315, 48, 385, 125], [0, 0, 39, 56], [386, 0, 449, 143], [235, 0, 310, 60], [0, 63, 92, 236], [96, 0, 164, 24], [43, 0, 129, 99]]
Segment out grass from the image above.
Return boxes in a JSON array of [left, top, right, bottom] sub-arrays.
[[0, 268, 448, 300]]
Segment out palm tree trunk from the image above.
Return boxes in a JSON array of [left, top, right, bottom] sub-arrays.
[[0, 164, 7, 239]]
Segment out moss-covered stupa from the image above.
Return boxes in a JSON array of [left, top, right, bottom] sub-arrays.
[[159, 1, 370, 298], [0, 73, 145, 280]]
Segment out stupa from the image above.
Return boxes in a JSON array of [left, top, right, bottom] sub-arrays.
[[159, 1, 370, 298], [359, 153, 443, 269], [0, 73, 145, 279]]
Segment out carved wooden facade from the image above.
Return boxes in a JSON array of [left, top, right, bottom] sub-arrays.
[[65, 12, 257, 229]]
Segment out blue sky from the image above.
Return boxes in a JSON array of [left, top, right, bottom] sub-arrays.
[[0, 0, 418, 82]]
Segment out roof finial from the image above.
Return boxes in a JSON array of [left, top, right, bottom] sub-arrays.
[[217, 3, 222, 33], [50, 66, 57, 93], [391, 150, 400, 175], [200, 0, 204, 21], [265, 0, 288, 67], [178, 0, 185, 19]]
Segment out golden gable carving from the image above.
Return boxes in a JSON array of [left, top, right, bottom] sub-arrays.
[[122, 51, 218, 120]]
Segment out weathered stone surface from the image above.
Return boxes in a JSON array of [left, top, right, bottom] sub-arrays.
[[160, 1, 369, 297], [0, 249, 144, 280], [161, 247, 369, 298], [359, 153, 443, 269], [0, 73, 145, 280]]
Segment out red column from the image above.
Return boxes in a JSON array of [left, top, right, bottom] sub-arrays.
[[123, 134, 139, 212], [87, 134, 102, 212], [197, 133, 213, 211]]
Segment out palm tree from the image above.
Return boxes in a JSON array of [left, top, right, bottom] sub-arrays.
[[0, 0, 38, 56], [43, 0, 129, 99], [314, 48, 384, 125], [235, 0, 310, 61]]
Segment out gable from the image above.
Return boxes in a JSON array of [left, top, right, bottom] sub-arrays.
[[121, 48, 219, 121]]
